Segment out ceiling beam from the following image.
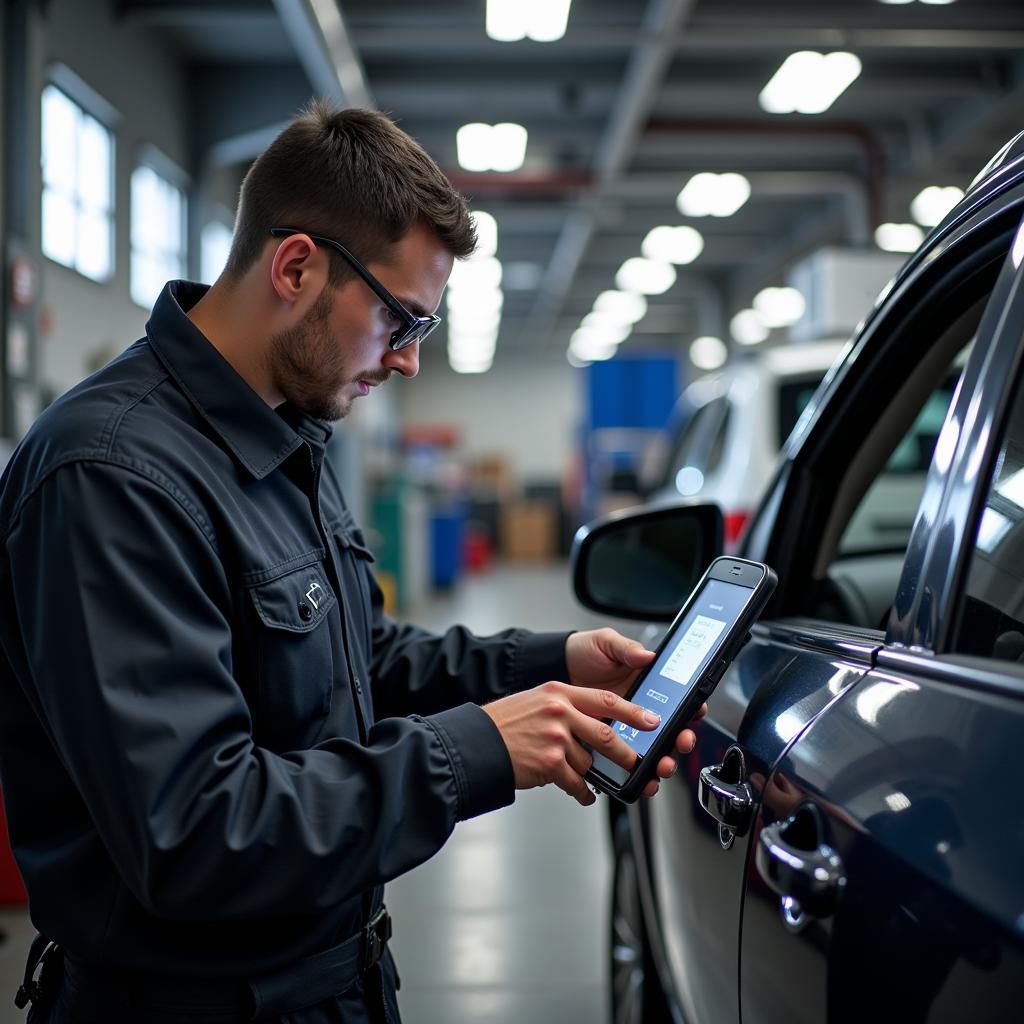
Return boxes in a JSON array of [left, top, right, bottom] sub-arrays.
[[271, 0, 372, 108], [350, 27, 1024, 56], [522, 0, 700, 352]]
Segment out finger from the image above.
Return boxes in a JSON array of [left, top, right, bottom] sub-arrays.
[[608, 634, 656, 669], [642, 779, 661, 799], [694, 702, 709, 721], [565, 738, 594, 778], [674, 729, 699, 755], [569, 712, 643, 771], [655, 755, 678, 780], [568, 686, 662, 731], [555, 761, 596, 807]]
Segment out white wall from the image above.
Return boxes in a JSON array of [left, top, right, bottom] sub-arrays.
[[398, 353, 582, 483], [39, 0, 189, 399]]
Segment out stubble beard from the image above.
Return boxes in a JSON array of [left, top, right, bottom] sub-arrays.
[[267, 286, 354, 421]]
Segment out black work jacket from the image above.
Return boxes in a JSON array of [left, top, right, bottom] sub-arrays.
[[0, 281, 569, 978]]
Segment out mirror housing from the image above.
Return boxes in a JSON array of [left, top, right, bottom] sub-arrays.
[[571, 502, 724, 622]]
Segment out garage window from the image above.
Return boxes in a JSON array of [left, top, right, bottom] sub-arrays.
[[41, 82, 115, 282], [131, 155, 187, 310]]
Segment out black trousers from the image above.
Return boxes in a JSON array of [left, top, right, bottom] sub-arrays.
[[25, 950, 402, 1024]]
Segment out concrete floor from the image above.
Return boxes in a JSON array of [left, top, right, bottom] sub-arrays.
[[0, 561, 618, 1023]]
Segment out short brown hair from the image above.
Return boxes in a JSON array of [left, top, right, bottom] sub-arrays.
[[224, 100, 476, 283]]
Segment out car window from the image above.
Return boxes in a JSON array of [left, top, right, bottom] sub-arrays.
[[660, 395, 727, 493], [777, 378, 823, 448], [951, 371, 1024, 662], [705, 402, 731, 475], [837, 366, 965, 558]]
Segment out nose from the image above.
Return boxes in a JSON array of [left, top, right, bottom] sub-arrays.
[[383, 340, 420, 378]]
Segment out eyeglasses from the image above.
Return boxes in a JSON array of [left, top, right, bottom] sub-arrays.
[[270, 227, 441, 350]]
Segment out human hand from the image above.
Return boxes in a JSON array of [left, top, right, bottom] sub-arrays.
[[482, 682, 662, 806], [565, 628, 708, 796]]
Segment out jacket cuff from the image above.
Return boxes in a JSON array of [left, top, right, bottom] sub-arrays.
[[424, 703, 515, 821], [512, 631, 572, 692]]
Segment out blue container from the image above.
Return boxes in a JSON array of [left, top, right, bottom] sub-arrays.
[[430, 509, 465, 589]]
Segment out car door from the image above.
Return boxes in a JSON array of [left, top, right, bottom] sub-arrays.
[[737, 212, 1024, 1022]]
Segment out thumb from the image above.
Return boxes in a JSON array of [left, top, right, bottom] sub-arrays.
[[616, 638, 656, 668]]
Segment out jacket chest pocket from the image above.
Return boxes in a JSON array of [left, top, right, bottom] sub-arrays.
[[247, 562, 338, 751]]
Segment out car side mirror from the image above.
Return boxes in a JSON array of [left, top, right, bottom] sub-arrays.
[[571, 502, 724, 621]]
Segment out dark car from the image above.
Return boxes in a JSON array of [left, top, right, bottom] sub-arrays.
[[573, 132, 1024, 1024]]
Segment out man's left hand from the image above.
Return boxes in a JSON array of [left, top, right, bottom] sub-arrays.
[[565, 628, 708, 799]]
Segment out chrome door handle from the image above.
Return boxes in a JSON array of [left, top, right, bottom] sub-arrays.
[[698, 746, 754, 844], [756, 802, 846, 932]]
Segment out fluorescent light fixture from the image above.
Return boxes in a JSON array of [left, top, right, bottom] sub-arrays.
[[448, 255, 503, 292], [456, 123, 493, 172], [731, 308, 769, 345], [615, 257, 677, 295], [578, 316, 631, 345], [486, 0, 572, 42], [594, 290, 647, 324], [910, 185, 964, 228], [570, 337, 617, 362], [572, 324, 627, 349], [875, 222, 925, 253], [641, 225, 704, 265], [527, 0, 572, 41], [448, 306, 501, 331], [690, 336, 727, 371], [457, 122, 528, 172], [446, 287, 503, 313], [878, 0, 914, 4], [919, 0, 957, 4], [676, 172, 751, 218], [759, 51, 862, 115], [472, 210, 498, 257], [450, 355, 493, 374], [753, 286, 806, 328]]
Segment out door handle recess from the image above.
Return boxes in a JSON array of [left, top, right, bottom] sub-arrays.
[[756, 801, 846, 932], [698, 745, 754, 841]]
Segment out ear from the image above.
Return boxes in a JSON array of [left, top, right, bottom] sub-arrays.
[[269, 233, 328, 306]]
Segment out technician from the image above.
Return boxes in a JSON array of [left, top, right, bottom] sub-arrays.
[[0, 102, 701, 1024]]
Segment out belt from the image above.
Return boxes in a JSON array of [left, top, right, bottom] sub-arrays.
[[18, 907, 393, 1021]]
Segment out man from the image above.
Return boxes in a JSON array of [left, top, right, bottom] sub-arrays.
[[0, 102, 702, 1023]]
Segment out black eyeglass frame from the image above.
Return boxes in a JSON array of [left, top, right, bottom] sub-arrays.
[[270, 227, 441, 350]]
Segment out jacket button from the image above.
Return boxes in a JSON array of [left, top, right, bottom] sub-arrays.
[[298, 601, 313, 621]]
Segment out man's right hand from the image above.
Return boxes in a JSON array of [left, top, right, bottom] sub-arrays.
[[481, 681, 661, 806]]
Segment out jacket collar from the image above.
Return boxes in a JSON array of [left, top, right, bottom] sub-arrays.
[[145, 281, 333, 479]]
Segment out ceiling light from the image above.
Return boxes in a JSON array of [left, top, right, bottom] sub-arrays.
[[731, 309, 769, 345], [910, 185, 964, 227], [641, 225, 704, 265], [472, 210, 498, 257], [456, 122, 528, 172], [676, 172, 751, 218], [690, 336, 727, 371], [570, 336, 617, 362], [759, 51, 862, 115], [450, 356, 493, 374], [448, 306, 501, 331], [456, 123, 493, 172], [486, 0, 572, 42], [753, 286, 806, 328], [448, 255, 503, 291], [526, 0, 572, 41], [919, 0, 957, 4], [572, 324, 628, 349], [446, 287, 503, 313], [875, 222, 925, 253], [449, 337, 497, 360], [593, 290, 647, 324], [579, 316, 631, 344], [615, 257, 677, 295]]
